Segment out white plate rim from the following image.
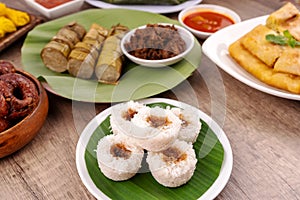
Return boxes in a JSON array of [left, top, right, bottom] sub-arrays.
[[202, 15, 300, 101], [76, 98, 233, 200], [85, 0, 203, 14]]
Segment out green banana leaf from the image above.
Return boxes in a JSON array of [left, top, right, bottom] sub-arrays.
[[84, 102, 224, 199], [21, 9, 201, 103]]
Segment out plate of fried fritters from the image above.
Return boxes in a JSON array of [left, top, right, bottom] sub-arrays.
[[203, 2, 300, 101]]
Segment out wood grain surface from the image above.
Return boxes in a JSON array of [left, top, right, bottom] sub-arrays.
[[0, 0, 300, 199]]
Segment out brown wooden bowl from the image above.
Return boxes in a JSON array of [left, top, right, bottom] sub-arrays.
[[0, 69, 49, 158]]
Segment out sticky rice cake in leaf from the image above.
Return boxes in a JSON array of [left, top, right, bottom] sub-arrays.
[[229, 37, 300, 94], [241, 24, 283, 67], [274, 47, 300, 76]]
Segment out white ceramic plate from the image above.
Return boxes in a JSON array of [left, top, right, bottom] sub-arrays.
[[85, 0, 203, 14], [202, 15, 300, 101], [76, 98, 233, 200]]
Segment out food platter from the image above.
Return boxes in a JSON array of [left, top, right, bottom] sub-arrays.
[[21, 9, 201, 103], [76, 98, 233, 199], [0, 13, 43, 52], [85, 0, 203, 14], [76, 98, 233, 200], [202, 15, 300, 101]]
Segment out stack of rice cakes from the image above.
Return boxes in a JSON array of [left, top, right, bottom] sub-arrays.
[[96, 101, 202, 188]]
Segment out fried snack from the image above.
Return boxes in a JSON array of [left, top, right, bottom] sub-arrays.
[[0, 61, 39, 132], [0, 73, 39, 120], [0, 3, 30, 39], [68, 24, 108, 79], [228, 3, 300, 94], [0, 80, 11, 118], [0, 16, 17, 33], [241, 25, 283, 67], [266, 2, 300, 41], [5, 7, 30, 27], [0, 29, 4, 38], [229, 38, 300, 94], [274, 47, 300, 76], [0, 60, 16, 75], [0, 3, 6, 16], [95, 24, 129, 84], [266, 2, 299, 29]]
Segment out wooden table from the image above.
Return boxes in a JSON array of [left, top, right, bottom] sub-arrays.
[[1, 0, 300, 199]]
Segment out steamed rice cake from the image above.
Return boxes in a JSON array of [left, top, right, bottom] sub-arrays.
[[96, 134, 144, 181], [147, 139, 197, 188]]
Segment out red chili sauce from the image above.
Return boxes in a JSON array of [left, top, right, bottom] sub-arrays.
[[183, 11, 235, 33], [35, 0, 72, 9]]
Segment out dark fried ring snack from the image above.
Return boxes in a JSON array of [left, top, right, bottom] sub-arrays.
[[0, 80, 12, 118], [0, 73, 39, 120], [0, 60, 16, 75]]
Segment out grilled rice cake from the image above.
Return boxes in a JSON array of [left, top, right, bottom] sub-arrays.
[[241, 24, 283, 67], [229, 37, 300, 94]]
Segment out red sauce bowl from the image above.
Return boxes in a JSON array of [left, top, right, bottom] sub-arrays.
[[35, 0, 73, 9], [24, 0, 84, 19], [179, 4, 241, 39]]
